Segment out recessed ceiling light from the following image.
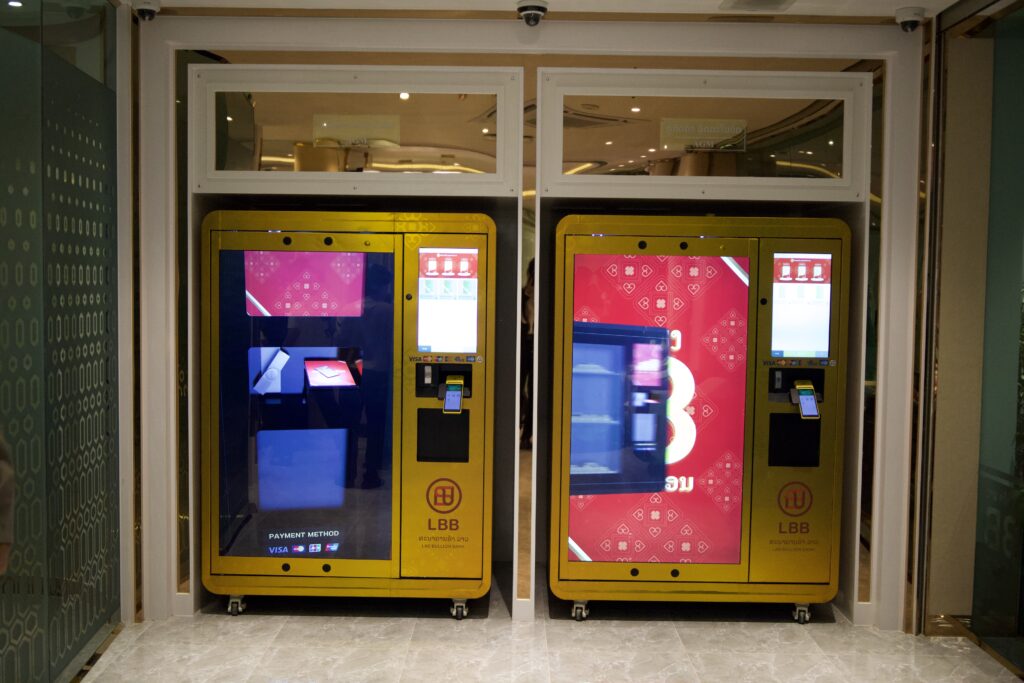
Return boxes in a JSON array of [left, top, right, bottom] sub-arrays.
[[482, 128, 489, 134], [630, 106, 641, 113], [322, 122, 328, 127], [806, 150, 814, 155], [648, 148, 656, 153], [287, 153, 293, 157], [828, 139, 835, 146], [769, 154, 776, 158], [225, 116, 233, 122], [453, 162, 461, 166], [627, 160, 634, 163], [640, 155, 647, 159], [8, 1, 23, 7], [605, 141, 613, 145], [663, 145, 668, 150], [399, 92, 410, 100]]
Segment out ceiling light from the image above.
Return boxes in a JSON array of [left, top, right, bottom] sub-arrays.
[[605, 141, 613, 146], [630, 106, 641, 113], [663, 145, 668, 150], [640, 155, 647, 159], [805, 150, 814, 155], [322, 122, 328, 127], [453, 162, 461, 166], [482, 128, 489, 134], [828, 140, 835, 146], [769, 154, 776, 158], [648, 148, 656, 153], [8, 1, 23, 6], [627, 160, 634, 163], [225, 116, 233, 122], [399, 92, 410, 100]]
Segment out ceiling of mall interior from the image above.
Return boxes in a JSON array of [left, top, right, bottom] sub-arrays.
[[161, 0, 956, 18]]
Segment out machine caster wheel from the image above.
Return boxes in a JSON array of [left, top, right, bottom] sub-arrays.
[[227, 596, 247, 617], [450, 600, 468, 620], [571, 601, 589, 622], [793, 604, 811, 625]]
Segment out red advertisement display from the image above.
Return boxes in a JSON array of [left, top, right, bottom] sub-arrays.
[[568, 254, 750, 564], [244, 251, 365, 317]]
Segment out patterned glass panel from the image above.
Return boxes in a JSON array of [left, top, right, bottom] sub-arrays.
[[0, 23, 48, 683], [42, 50, 119, 678]]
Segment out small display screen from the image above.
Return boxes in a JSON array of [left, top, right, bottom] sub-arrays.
[[770, 253, 832, 358], [443, 384, 464, 413], [304, 360, 356, 388], [417, 248, 478, 353], [244, 250, 365, 317], [798, 389, 819, 419]]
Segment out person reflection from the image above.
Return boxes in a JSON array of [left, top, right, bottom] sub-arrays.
[[520, 259, 535, 450], [0, 432, 13, 575], [358, 261, 391, 490]]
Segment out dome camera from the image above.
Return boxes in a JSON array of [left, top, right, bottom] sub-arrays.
[[517, 0, 548, 27], [135, 0, 161, 21], [895, 6, 925, 32]]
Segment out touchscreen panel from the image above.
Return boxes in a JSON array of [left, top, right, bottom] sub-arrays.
[[417, 248, 478, 353], [770, 253, 832, 359]]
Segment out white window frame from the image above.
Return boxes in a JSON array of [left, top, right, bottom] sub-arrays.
[[136, 15, 923, 632], [538, 69, 871, 202], [190, 64, 522, 197]]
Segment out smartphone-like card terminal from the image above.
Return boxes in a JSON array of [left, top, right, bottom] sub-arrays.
[[443, 375, 465, 414], [794, 380, 820, 420]]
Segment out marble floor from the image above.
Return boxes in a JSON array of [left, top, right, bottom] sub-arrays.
[[82, 583, 1017, 683]]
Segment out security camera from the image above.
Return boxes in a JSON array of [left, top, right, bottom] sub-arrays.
[[895, 7, 925, 32], [517, 0, 548, 27], [135, 0, 161, 21]]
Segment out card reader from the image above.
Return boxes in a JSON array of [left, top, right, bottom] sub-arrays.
[[442, 375, 465, 414], [793, 380, 820, 420]]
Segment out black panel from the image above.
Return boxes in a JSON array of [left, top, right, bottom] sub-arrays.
[[768, 367, 825, 395], [416, 363, 473, 398], [417, 409, 470, 462], [768, 413, 821, 467]]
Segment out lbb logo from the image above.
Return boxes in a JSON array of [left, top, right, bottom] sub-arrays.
[[426, 478, 462, 514], [777, 482, 813, 517]]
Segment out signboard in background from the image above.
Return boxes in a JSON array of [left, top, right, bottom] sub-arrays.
[[660, 118, 747, 152], [568, 253, 750, 565]]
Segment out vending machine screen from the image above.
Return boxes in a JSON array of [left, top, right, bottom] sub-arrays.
[[770, 253, 832, 358], [566, 253, 749, 565], [417, 248, 478, 353], [218, 249, 394, 561]]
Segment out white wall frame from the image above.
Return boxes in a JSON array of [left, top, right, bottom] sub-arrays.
[[139, 15, 921, 630], [189, 65, 521, 197], [115, 2, 136, 626], [537, 69, 871, 203]]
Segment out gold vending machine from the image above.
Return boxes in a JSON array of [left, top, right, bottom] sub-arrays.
[[549, 216, 849, 623], [201, 211, 494, 619]]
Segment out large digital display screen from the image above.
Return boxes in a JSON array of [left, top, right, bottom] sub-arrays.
[[417, 248, 478, 353], [770, 253, 832, 358], [567, 254, 750, 565], [219, 249, 394, 562], [244, 250, 365, 317]]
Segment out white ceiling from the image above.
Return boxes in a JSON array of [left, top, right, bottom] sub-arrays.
[[161, 0, 957, 19]]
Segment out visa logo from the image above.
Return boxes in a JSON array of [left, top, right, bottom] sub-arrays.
[[268, 546, 289, 555]]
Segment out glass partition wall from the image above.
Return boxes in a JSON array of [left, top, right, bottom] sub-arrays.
[[0, 2, 121, 682], [922, 1, 1024, 675]]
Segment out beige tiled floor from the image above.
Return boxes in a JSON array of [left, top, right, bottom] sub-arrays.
[[84, 583, 1016, 683]]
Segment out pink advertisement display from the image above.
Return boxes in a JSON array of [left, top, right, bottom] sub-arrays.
[[244, 251, 366, 317], [569, 254, 750, 564]]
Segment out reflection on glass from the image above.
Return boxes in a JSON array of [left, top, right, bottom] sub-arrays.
[[562, 95, 843, 179], [566, 253, 749, 565], [218, 250, 394, 560], [214, 92, 498, 174]]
